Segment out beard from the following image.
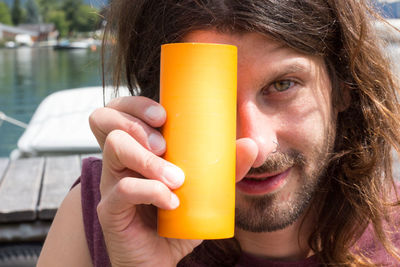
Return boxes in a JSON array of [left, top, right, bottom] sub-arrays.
[[235, 128, 335, 233]]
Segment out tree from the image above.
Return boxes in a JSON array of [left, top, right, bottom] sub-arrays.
[[36, 0, 60, 23], [62, 0, 82, 33], [62, 0, 99, 34], [48, 10, 68, 37], [11, 0, 24, 25], [74, 4, 100, 32], [25, 0, 40, 24], [0, 2, 12, 25]]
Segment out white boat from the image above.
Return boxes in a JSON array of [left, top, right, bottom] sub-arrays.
[[0, 86, 127, 266], [6, 86, 130, 159]]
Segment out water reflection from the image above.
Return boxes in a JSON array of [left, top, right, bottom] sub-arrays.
[[0, 47, 101, 156]]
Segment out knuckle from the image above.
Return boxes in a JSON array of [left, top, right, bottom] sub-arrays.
[[96, 200, 105, 217], [88, 107, 103, 128], [105, 96, 121, 108], [104, 130, 121, 148], [115, 177, 133, 195], [96, 197, 111, 223], [125, 119, 143, 138], [103, 130, 125, 157], [142, 153, 158, 172]]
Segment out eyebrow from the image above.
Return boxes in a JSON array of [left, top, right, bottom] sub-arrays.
[[276, 63, 309, 76], [256, 62, 310, 90], [269, 62, 310, 79]]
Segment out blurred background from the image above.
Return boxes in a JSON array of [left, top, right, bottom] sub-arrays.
[[0, 0, 107, 157], [0, 2, 107, 265]]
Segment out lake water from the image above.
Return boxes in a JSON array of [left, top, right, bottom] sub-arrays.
[[0, 47, 102, 157]]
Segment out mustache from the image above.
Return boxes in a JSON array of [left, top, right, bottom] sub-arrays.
[[247, 150, 306, 175]]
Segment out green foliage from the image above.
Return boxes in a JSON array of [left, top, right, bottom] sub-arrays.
[[73, 4, 100, 32], [0, 2, 12, 25], [62, 0, 81, 32], [0, 0, 101, 35], [47, 10, 68, 37], [25, 0, 40, 24], [36, 0, 100, 34], [36, 0, 58, 22], [12, 0, 24, 25]]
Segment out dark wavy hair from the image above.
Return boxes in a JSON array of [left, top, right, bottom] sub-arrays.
[[102, 0, 400, 265]]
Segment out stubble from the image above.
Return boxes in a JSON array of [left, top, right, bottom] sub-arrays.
[[235, 131, 335, 233]]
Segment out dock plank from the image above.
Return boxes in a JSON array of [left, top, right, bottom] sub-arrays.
[[0, 221, 51, 242], [0, 158, 9, 182], [0, 157, 44, 222], [38, 155, 81, 219]]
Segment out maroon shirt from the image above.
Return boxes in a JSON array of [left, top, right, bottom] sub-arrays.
[[74, 157, 400, 266]]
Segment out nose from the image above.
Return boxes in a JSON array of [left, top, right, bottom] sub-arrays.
[[237, 101, 277, 167]]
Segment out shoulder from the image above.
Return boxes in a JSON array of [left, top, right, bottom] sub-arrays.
[[37, 183, 92, 266], [38, 157, 109, 267]]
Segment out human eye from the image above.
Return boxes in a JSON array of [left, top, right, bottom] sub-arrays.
[[262, 79, 297, 96], [271, 80, 295, 92]]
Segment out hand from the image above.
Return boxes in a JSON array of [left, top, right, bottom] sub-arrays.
[[89, 96, 257, 266], [90, 96, 258, 182]]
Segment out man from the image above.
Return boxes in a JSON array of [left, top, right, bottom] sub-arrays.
[[38, 0, 400, 266]]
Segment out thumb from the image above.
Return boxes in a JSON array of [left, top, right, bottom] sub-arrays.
[[236, 138, 258, 182]]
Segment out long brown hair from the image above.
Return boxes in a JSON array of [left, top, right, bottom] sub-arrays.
[[102, 0, 400, 265]]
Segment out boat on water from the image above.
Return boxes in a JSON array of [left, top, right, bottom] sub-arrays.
[[1, 86, 130, 159], [53, 38, 101, 50]]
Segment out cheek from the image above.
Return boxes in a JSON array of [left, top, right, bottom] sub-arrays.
[[278, 92, 333, 155]]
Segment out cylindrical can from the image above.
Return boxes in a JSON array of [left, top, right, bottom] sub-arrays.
[[158, 42, 237, 239]]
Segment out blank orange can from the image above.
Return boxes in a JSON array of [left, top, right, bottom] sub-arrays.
[[158, 43, 237, 239]]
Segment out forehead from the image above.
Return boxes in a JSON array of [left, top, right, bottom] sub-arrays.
[[183, 30, 329, 85], [183, 30, 325, 65], [183, 30, 281, 53], [183, 30, 301, 54]]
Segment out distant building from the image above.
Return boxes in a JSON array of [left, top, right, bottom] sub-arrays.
[[18, 24, 58, 42], [0, 23, 58, 45], [0, 23, 38, 41]]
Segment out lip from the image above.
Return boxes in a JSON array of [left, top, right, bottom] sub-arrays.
[[236, 168, 291, 195]]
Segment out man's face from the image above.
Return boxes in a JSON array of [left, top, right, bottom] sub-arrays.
[[184, 30, 337, 232]]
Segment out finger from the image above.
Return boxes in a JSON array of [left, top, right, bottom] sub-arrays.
[[106, 96, 166, 128], [97, 177, 179, 228], [236, 138, 258, 182], [89, 107, 166, 155], [102, 129, 185, 189]]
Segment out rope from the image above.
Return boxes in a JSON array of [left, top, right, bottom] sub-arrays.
[[0, 111, 28, 129]]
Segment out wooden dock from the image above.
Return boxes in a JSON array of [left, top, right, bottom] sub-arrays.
[[0, 154, 100, 242]]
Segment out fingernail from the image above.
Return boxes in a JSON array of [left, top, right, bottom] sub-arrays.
[[163, 165, 185, 187], [170, 193, 180, 209], [148, 133, 165, 152], [145, 105, 165, 121]]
